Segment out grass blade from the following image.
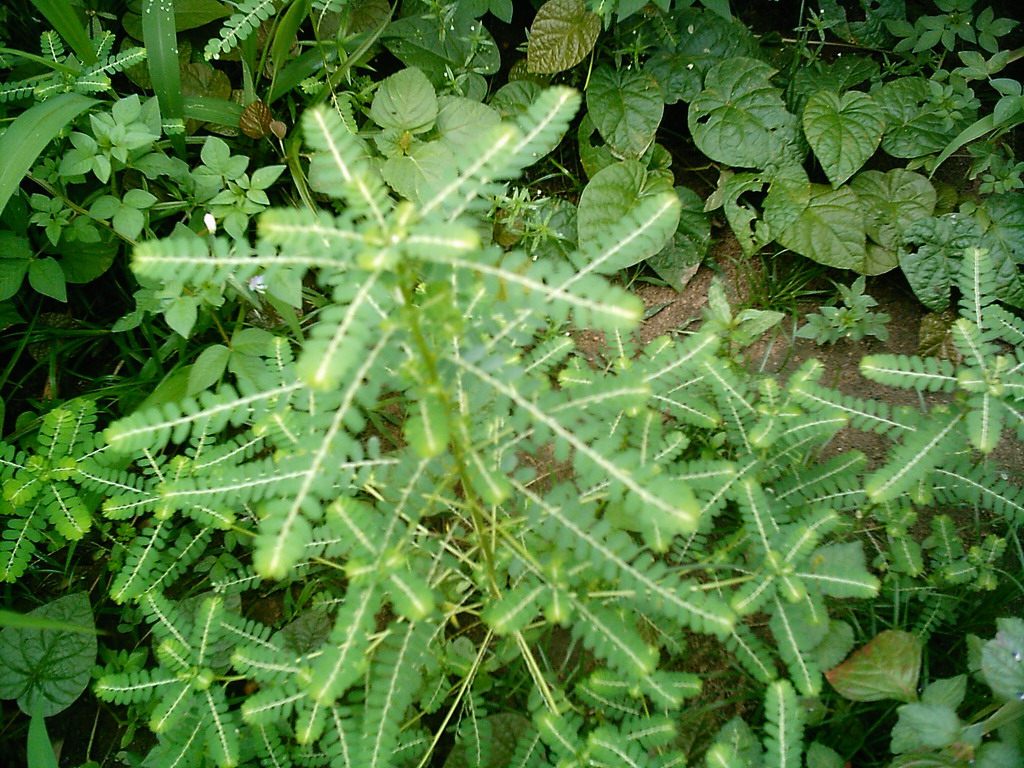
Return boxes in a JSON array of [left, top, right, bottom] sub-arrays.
[[28, 0, 95, 65], [0, 92, 98, 217], [183, 97, 245, 129], [142, 0, 186, 157]]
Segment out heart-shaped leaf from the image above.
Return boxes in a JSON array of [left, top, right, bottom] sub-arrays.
[[689, 58, 800, 172], [586, 65, 663, 158], [577, 160, 670, 251], [645, 186, 711, 291], [826, 629, 921, 703], [0, 593, 97, 716], [873, 78, 959, 158], [772, 184, 877, 273], [803, 90, 886, 186], [527, 0, 600, 75], [644, 9, 758, 104], [850, 169, 937, 252]]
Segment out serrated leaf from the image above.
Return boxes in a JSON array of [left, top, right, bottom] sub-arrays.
[[0, 593, 97, 716], [689, 58, 800, 172], [921, 675, 967, 710], [370, 67, 437, 134], [586, 65, 663, 158], [826, 629, 922, 702], [803, 90, 886, 186], [772, 184, 876, 273], [526, 0, 600, 75]]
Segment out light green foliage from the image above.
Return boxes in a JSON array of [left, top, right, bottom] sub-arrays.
[[797, 276, 891, 344], [1, 3, 1023, 767], [0, 401, 103, 582], [71, 87, 909, 767], [204, 0, 277, 61]]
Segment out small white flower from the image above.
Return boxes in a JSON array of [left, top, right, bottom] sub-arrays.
[[248, 274, 267, 294], [203, 212, 216, 234]]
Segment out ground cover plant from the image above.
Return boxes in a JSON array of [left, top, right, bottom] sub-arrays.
[[0, 1, 1022, 767]]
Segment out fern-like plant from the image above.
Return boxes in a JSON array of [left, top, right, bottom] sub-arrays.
[[77, 80, 1023, 768]]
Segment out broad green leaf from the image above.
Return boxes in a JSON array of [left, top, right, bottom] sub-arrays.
[[526, 0, 600, 74], [644, 9, 758, 104], [646, 186, 711, 291], [435, 96, 501, 152], [382, 141, 458, 205], [370, 67, 438, 134], [718, 172, 771, 255], [59, 240, 117, 284], [981, 617, 1024, 703], [165, 295, 199, 338], [890, 703, 962, 753], [689, 58, 800, 172], [772, 184, 874, 273], [384, 9, 500, 85], [802, 90, 886, 186], [850, 169, 936, 252], [586, 65, 663, 158], [983, 193, 1024, 264], [804, 742, 845, 768], [28, 257, 67, 302], [826, 629, 922, 702], [187, 344, 231, 395], [900, 213, 981, 311], [576, 161, 677, 267], [873, 78, 959, 158], [0, 593, 97, 716], [489, 81, 543, 120], [920, 676, 967, 710], [577, 113, 618, 179], [0, 93, 98, 220], [787, 57, 880, 114], [0, 232, 32, 301]]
